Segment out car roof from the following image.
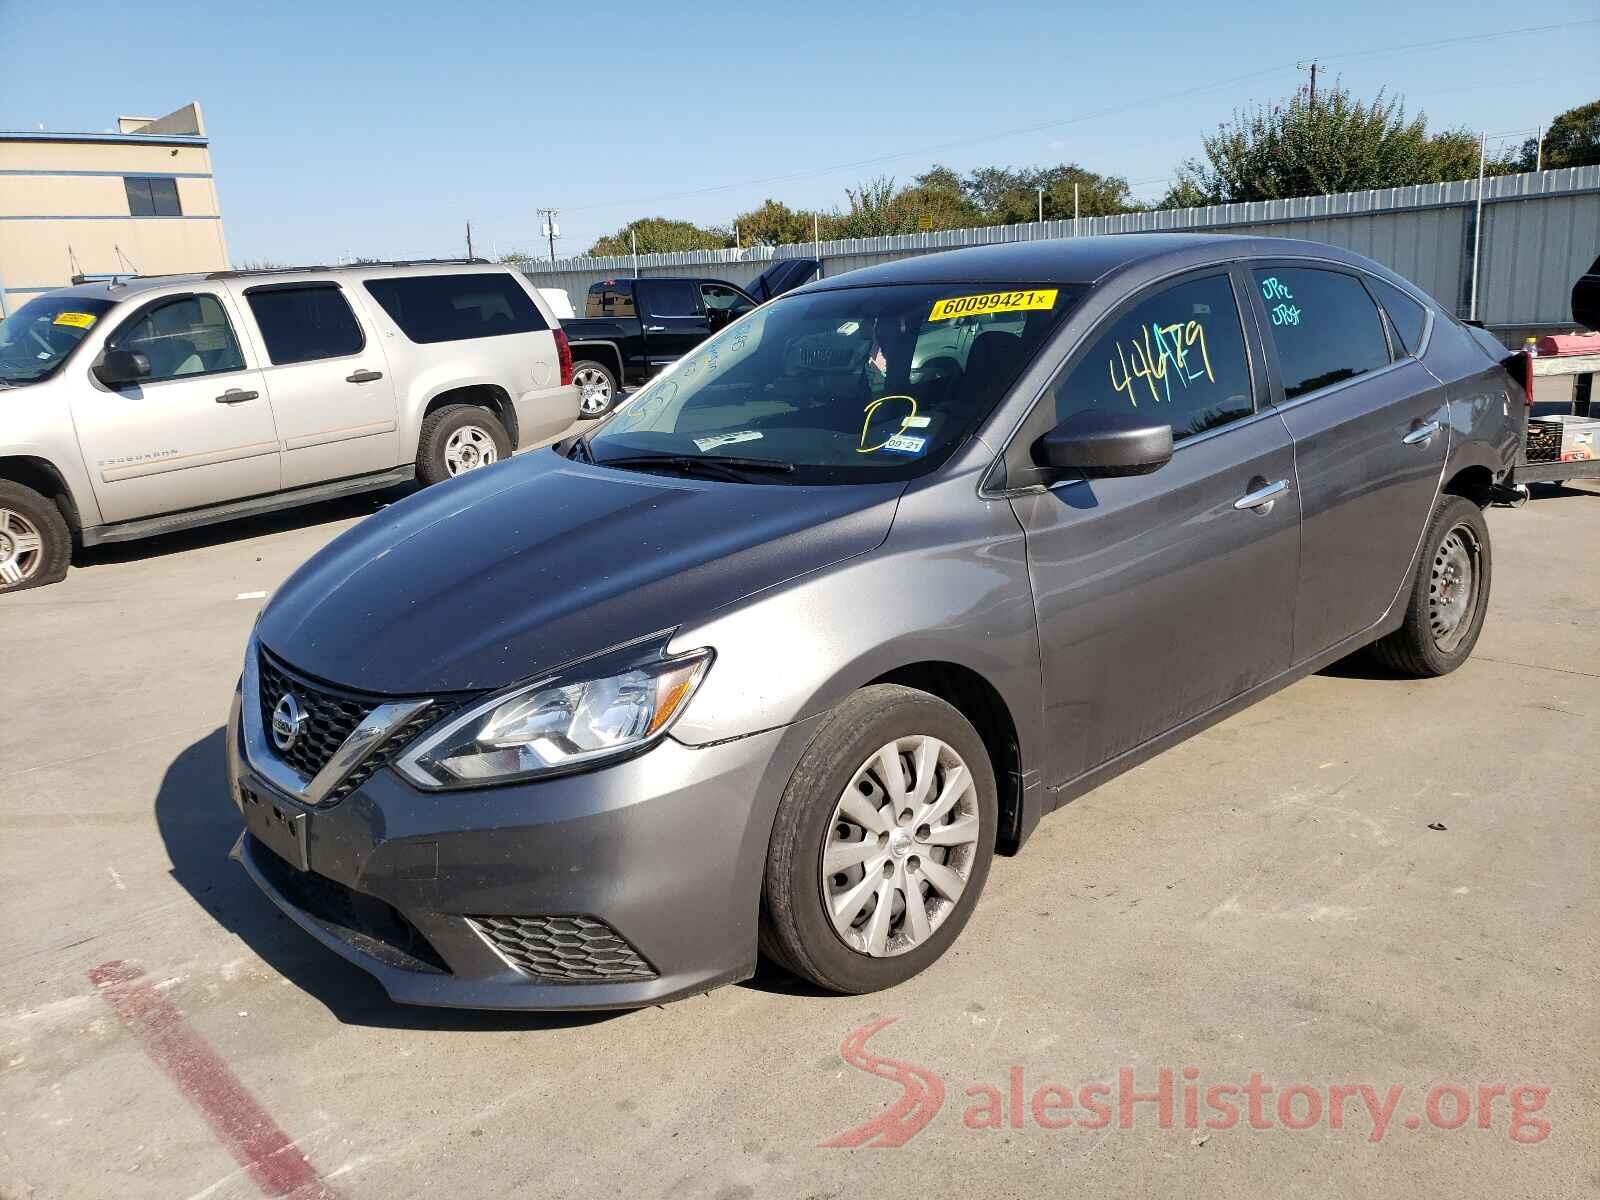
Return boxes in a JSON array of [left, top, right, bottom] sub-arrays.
[[35, 259, 525, 305], [791, 233, 1374, 292]]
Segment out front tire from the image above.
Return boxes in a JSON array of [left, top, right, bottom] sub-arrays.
[[572, 361, 620, 418], [1369, 494, 1492, 677], [416, 405, 512, 486], [0, 481, 70, 593], [761, 684, 997, 994]]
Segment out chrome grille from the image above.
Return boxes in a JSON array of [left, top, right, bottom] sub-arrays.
[[256, 650, 378, 781], [469, 915, 657, 982]]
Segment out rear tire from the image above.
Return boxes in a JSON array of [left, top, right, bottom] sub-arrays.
[[0, 481, 70, 593], [417, 405, 512, 486], [761, 684, 997, 994], [1369, 494, 1491, 677], [573, 361, 620, 418]]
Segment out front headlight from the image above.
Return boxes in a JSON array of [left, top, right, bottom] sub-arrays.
[[395, 646, 712, 789]]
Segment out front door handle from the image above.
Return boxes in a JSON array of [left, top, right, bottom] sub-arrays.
[[1403, 420, 1441, 446], [346, 369, 383, 384], [1234, 479, 1291, 512], [215, 388, 259, 404], [642, 324, 668, 333]]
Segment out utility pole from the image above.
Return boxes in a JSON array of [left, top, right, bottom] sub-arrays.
[[1297, 59, 1319, 107], [1469, 130, 1486, 322], [537, 208, 560, 264], [1037, 186, 1044, 223], [1074, 182, 1080, 232], [1535, 124, 1545, 172], [465, 220, 474, 260]]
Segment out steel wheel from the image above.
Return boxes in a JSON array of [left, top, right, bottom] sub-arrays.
[[0, 508, 44, 587], [822, 735, 981, 958], [575, 367, 614, 416], [1428, 523, 1480, 652], [443, 424, 498, 476]]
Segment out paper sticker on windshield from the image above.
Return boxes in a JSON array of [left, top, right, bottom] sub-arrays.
[[53, 311, 97, 329], [928, 289, 1057, 322], [692, 430, 763, 452], [881, 434, 926, 456]]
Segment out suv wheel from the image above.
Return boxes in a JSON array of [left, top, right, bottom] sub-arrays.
[[417, 405, 512, 486], [0, 481, 70, 593], [761, 684, 997, 994], [1369, 494, 1492, 676], [573, 361, 620, 418]]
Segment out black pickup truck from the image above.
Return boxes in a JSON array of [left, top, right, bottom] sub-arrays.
[[563, 258, 819, 417]]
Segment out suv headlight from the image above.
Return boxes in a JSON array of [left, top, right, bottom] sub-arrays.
[[395, 646, 712, 789]]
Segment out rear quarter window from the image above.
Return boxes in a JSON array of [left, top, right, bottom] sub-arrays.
[[363, 273, 548, 344]]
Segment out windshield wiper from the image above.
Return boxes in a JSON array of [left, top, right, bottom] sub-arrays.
[[594, 453, 796, 483]]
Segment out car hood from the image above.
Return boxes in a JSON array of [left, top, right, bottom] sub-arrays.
[[256, 449, 902, 694]]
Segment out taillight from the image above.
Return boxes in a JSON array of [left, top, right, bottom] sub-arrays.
[[554, 328, 574, 387], [1505, 350, 1533, 406]]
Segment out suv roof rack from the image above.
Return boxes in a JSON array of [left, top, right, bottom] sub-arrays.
[[202, 257, 491, 280]]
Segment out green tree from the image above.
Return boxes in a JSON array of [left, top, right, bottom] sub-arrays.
[[586, 217, 730, 256], [731, 199, 816, 247], [497, 249, 536, 268], [1518, 99, 1600, 170]]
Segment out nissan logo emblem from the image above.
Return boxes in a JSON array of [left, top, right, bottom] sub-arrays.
[[271, 693, 307, 752]]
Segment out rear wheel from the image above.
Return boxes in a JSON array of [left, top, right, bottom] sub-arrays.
[[573, 361, 620, 418], [0, 481, 70, 593], [417, 405, 512, 486], [761, 684, 997, 994], [1369, 495, 1491, 677]]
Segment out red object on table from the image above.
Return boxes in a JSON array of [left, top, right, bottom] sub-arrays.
[[1535, 332, 1600, 356]]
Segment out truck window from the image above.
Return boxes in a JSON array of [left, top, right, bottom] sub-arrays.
[[245, 284, 366, 365], [363, 273, 549, 344], [108, 294, 245, 381], [701, 283, 753, 315], [585, 284, 636, 318]]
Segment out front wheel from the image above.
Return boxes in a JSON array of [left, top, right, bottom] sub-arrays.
[[0, 481, 70, 593], [761, 684, 997, 994], [1369, 494, 1492, 677], [572, 361, 620, 418]]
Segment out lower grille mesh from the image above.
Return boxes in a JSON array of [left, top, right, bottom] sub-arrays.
[[469, 915, 657, 982]]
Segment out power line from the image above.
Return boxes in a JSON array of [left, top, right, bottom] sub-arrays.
[[546, 17, 1597, 219]]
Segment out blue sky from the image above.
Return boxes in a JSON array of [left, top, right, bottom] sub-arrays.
[[4, 1, 1596, 264]]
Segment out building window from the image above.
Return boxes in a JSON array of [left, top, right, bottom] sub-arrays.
[[124, 176, 182, 217]]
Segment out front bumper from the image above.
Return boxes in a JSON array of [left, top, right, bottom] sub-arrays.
[[226, 701, 816, 1010]]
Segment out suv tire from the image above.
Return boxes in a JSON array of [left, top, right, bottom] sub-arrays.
[[761, 683, 997, 994], [572, 360, 620, 418], [1369, 494, 1492, 677], [417, 405, 512, 486], [0, 480, 70, 593]]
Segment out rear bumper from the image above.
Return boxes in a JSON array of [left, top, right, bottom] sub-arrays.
[[513, 383, 581, 449], [227, 707, 817, 1010]]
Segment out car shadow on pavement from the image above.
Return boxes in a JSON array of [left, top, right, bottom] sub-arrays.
[[154, 728, 620, 1033]]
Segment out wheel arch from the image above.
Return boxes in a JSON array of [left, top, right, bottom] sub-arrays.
[[1442, 463, 1495, 507], [419, 383, 518, 450], [0, 454, 82, 532], [568, 341, 625, 383]]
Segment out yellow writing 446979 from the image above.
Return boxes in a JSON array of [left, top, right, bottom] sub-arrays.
[[1108, 319, 1214, 406], [928, 289, 1057, 322]]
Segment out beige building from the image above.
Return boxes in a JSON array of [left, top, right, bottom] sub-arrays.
[[0, 101, 229, 315]]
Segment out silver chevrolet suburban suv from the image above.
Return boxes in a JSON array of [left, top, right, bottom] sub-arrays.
[[0, 260, 579, 591]]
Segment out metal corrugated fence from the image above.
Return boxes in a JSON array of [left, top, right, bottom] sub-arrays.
[[520, 166, 1599, 329]]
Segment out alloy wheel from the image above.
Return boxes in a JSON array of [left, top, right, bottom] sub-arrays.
[[0, 508, 43, 587], [443, 425, 498, 476], [822, 735, 981, 958], [574, 367, 614, 415]]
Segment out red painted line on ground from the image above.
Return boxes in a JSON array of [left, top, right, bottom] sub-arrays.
[[89, 960, 338, 1199]]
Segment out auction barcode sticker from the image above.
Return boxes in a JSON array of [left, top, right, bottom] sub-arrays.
[[928, 289, 1057, 322]]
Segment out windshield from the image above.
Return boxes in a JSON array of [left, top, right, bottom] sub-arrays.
[[587, 282, 1081, 483], [0, 295, 115, 385]]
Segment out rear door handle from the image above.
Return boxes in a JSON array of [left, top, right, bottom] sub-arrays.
[[215, 388, 259, 404], [1234, 479, 1291, 512], [346, 369, 383, 384], [1403, 420, 1441, 446]]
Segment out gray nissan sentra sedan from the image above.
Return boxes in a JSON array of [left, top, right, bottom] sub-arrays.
[[228, 234, 1521, 1009]]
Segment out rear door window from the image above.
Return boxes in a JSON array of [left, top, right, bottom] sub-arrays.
[[585, 284, 636, 317], [1252, 268, 1391, 399], [244, 284, 365, 365], [363, 273, 548, 344]]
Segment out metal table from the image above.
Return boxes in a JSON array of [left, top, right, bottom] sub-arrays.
[[1513, 351, 1600, 486]]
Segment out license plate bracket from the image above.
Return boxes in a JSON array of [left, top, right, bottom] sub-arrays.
[[240, 784, 309, 871]]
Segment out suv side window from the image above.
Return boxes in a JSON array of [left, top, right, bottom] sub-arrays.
[[585, 284, 636, 318], [107, 293, 244, 382], [1252, 267, 1391, 399], [363, 273, 549, 344], [701, 283, 753, 315], [1364, 276, 1429, 356], [1042, 272, 1254, 443], [244, 284, 366, 365], [638, 279, 702, 317]]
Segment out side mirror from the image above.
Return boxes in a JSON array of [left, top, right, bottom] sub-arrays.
[[94, 348, 151, 388], [1032, 408, 1174, 479]]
